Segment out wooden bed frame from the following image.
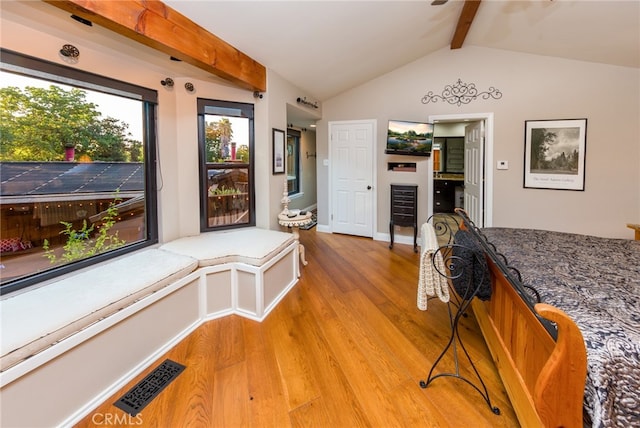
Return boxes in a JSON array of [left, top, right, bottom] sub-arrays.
[[457, 212, 588, 428]]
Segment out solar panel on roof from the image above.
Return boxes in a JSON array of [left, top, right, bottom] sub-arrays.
[[0, 162, 144, 196]]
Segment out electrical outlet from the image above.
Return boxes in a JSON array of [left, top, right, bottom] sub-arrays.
[[497, 160, 509, 170]]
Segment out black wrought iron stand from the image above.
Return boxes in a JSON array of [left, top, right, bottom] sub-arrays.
[[418, 245, 500, 416]]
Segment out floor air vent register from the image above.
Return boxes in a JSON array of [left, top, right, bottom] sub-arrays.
[[114, 359, 186, 416]]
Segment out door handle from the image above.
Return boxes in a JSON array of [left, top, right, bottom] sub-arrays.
[[367, 185, 372, 190]]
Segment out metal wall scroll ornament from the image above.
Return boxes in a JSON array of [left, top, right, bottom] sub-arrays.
[[421, 78, 502, 106]]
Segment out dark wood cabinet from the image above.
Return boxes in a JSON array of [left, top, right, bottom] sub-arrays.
[[389, 184, 418, 252], [433, 179, 456, 213]]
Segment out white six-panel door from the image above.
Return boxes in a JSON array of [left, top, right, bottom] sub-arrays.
[[330, 120, 374, 237], [464, 121, 484, 227]]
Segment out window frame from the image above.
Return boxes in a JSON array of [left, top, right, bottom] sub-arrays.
[[0, 49, 159, 296], [197, 98, 255, 232]]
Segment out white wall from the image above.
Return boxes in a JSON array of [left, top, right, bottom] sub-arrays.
[[434, 122, 466, 137], [0, 1, 308, 241], [317, 46, 640, 239], [267, 72, 322, 225]]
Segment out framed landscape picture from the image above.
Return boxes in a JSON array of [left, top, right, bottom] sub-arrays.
[[272, 128, 285, 174], [524, 118, 587, 191]]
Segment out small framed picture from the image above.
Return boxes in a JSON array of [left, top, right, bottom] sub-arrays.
[[272, 128, 285, 174], [524, 118, 587, 191]]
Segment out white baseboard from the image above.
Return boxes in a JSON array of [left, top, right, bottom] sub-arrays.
[[316, 226, 422, 248], [316, 224, 331, 233]]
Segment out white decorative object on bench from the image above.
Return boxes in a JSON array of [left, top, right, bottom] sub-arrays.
[[277, 180, 313, 265]]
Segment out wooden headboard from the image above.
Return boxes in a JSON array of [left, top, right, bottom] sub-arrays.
[[456, 210, 587, 428]]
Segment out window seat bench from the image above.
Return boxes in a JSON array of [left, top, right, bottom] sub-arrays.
[[0, 227, 299, 428], [0, 249, 198, 372]]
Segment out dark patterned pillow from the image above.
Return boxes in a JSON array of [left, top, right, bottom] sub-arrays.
[[451, 229, 492, 301]]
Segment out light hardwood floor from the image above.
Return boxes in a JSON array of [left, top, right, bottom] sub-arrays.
[[75, 229, 519, 427]]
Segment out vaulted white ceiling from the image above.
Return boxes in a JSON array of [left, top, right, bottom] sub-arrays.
[[165, 0, 640, 102]]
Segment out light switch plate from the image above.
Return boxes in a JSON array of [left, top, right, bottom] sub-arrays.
[[497, 160, 509, 170]]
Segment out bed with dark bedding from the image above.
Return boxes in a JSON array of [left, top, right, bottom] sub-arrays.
[[480, 227, 640, 427]]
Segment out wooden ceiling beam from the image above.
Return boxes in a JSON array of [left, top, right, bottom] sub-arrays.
[[451, 0, 481, 50], [44, 0, 267, 92]]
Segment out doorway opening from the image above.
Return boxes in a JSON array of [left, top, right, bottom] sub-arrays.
[[286, 103, 320, 215], [428, 112, 494, 227]]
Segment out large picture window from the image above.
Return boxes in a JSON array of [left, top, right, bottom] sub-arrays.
[[0, 49, 158, 294], [197, 99, 255, 231]]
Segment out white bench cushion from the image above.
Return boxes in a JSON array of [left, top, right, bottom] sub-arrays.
[[0, 249, 198, 370], [159, 227, 296, 267]]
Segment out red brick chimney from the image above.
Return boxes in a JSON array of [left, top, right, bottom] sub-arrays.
[[65, 145, 75, 161]]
